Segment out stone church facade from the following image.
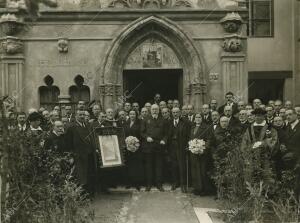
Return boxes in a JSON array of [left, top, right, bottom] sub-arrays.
[[0, 0, 252, 111]]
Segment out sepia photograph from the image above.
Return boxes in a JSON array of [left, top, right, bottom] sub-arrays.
[[0, 0, 299, 222]]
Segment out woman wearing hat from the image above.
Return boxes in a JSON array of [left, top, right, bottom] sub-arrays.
[[26, 112, 45, 147]]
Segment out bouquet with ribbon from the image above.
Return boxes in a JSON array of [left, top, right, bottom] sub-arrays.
[[188, 139, 206, 155], [125, 136, 140, 152]]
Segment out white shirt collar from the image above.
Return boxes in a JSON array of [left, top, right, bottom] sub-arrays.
[[52, 130, 59, 136], [30, 126, 42, 131], [253, 120, 267, 127]]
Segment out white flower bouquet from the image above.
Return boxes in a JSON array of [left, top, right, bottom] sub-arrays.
[[252, 141, 263, 149], [188, 139, 206, 155], [125, 136, 140, 152]]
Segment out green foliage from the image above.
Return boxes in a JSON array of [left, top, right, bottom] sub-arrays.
[[270, 191, 300, 223], [213, 131, 279, 222], [0, 112, 94, 222]]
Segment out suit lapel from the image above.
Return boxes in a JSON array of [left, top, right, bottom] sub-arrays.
[[289, 122, 300, 137]]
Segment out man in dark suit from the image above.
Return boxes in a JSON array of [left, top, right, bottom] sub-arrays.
[[187, 104, 195, 123], [218, 92, 238, 116], [238, 109, 250, 134], [65, 105, 75, 123], [65, 110, 97, 197], [16, 112, 27, 133], [117, 110, 127, 128], [168, 107, 190, 192], [282, 109, 300, 196], [224, 105, 240, 129], [141, 104, 168, 191], [266, 105, 275, 126], [202, 104, 212, 125], [44, 120, 68, 154]]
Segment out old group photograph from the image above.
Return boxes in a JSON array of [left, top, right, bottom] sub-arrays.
[[0, 0, 300, 222]]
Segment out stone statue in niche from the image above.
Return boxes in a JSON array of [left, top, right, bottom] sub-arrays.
[[57, 38, 69, 53]]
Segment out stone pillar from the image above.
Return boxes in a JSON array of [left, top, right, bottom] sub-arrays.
[[191, 83, 206, 112], [99, 83, 123, 110], [220, 12, 248, 102], [0, 38, 24, 108], [183, 84, 191, 105], [0, 14, 25, 109], [221, 52, 247, 101]]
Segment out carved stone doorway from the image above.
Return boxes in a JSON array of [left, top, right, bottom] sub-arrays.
[[97, 16, 207, 111], [123, 68, 183, 106]]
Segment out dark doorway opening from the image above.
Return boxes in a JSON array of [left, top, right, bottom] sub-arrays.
[[248, 79, 284, 104], [123, 69, 183, 106]]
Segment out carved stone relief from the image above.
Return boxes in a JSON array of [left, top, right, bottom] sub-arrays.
[[0, 37, 23, 54], [6, 0, 245, 9], [125, 39, 181, 69], [57, 38, 69, 53], [220, 12, 243, 33], [222, 34, 242, 53]]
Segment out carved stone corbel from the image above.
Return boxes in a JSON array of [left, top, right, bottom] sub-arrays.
[[222, 34, 243, 53], [0, 37, 23, 55]]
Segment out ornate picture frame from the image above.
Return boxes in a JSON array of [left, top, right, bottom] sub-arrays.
[[93, 127, 125, 168]]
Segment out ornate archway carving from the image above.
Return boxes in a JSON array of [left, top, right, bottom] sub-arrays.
[[97, 15, 207, 110]]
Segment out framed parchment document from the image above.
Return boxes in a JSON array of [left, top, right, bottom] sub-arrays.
[[93, 127, 125, 168]]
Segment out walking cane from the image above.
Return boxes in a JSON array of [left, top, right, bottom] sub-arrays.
[[186, 150, 189, 191]]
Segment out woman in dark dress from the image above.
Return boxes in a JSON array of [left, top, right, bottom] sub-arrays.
[[124, 110, 144, 190], [189, 113, 210, 195]]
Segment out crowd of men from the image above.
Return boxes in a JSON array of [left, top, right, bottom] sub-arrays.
[[4, 92, 300, 197]]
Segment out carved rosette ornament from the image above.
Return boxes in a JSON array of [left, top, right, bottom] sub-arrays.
[[0, 37, 23, 54], [222, 34, 242, 53], [220, 12, 243, 33], [57, 38, 69, 53]]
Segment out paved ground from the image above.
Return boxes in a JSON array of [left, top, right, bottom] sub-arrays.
[[92, 187, 220, 223]]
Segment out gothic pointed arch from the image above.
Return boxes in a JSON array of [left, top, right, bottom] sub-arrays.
[[97, 15, 207, 109]]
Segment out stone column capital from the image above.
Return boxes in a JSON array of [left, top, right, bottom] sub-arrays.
[[191, 83, 207, 95], [0, 36, 24, 55]]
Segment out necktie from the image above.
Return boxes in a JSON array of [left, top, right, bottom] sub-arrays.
[[174, 120, 178, 127]]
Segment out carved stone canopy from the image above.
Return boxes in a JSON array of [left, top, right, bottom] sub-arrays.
[[0, 13, 25, 36], [0, 37, 23, 54], [220, 12, 243, 33], [222, 34, 243, 53]]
